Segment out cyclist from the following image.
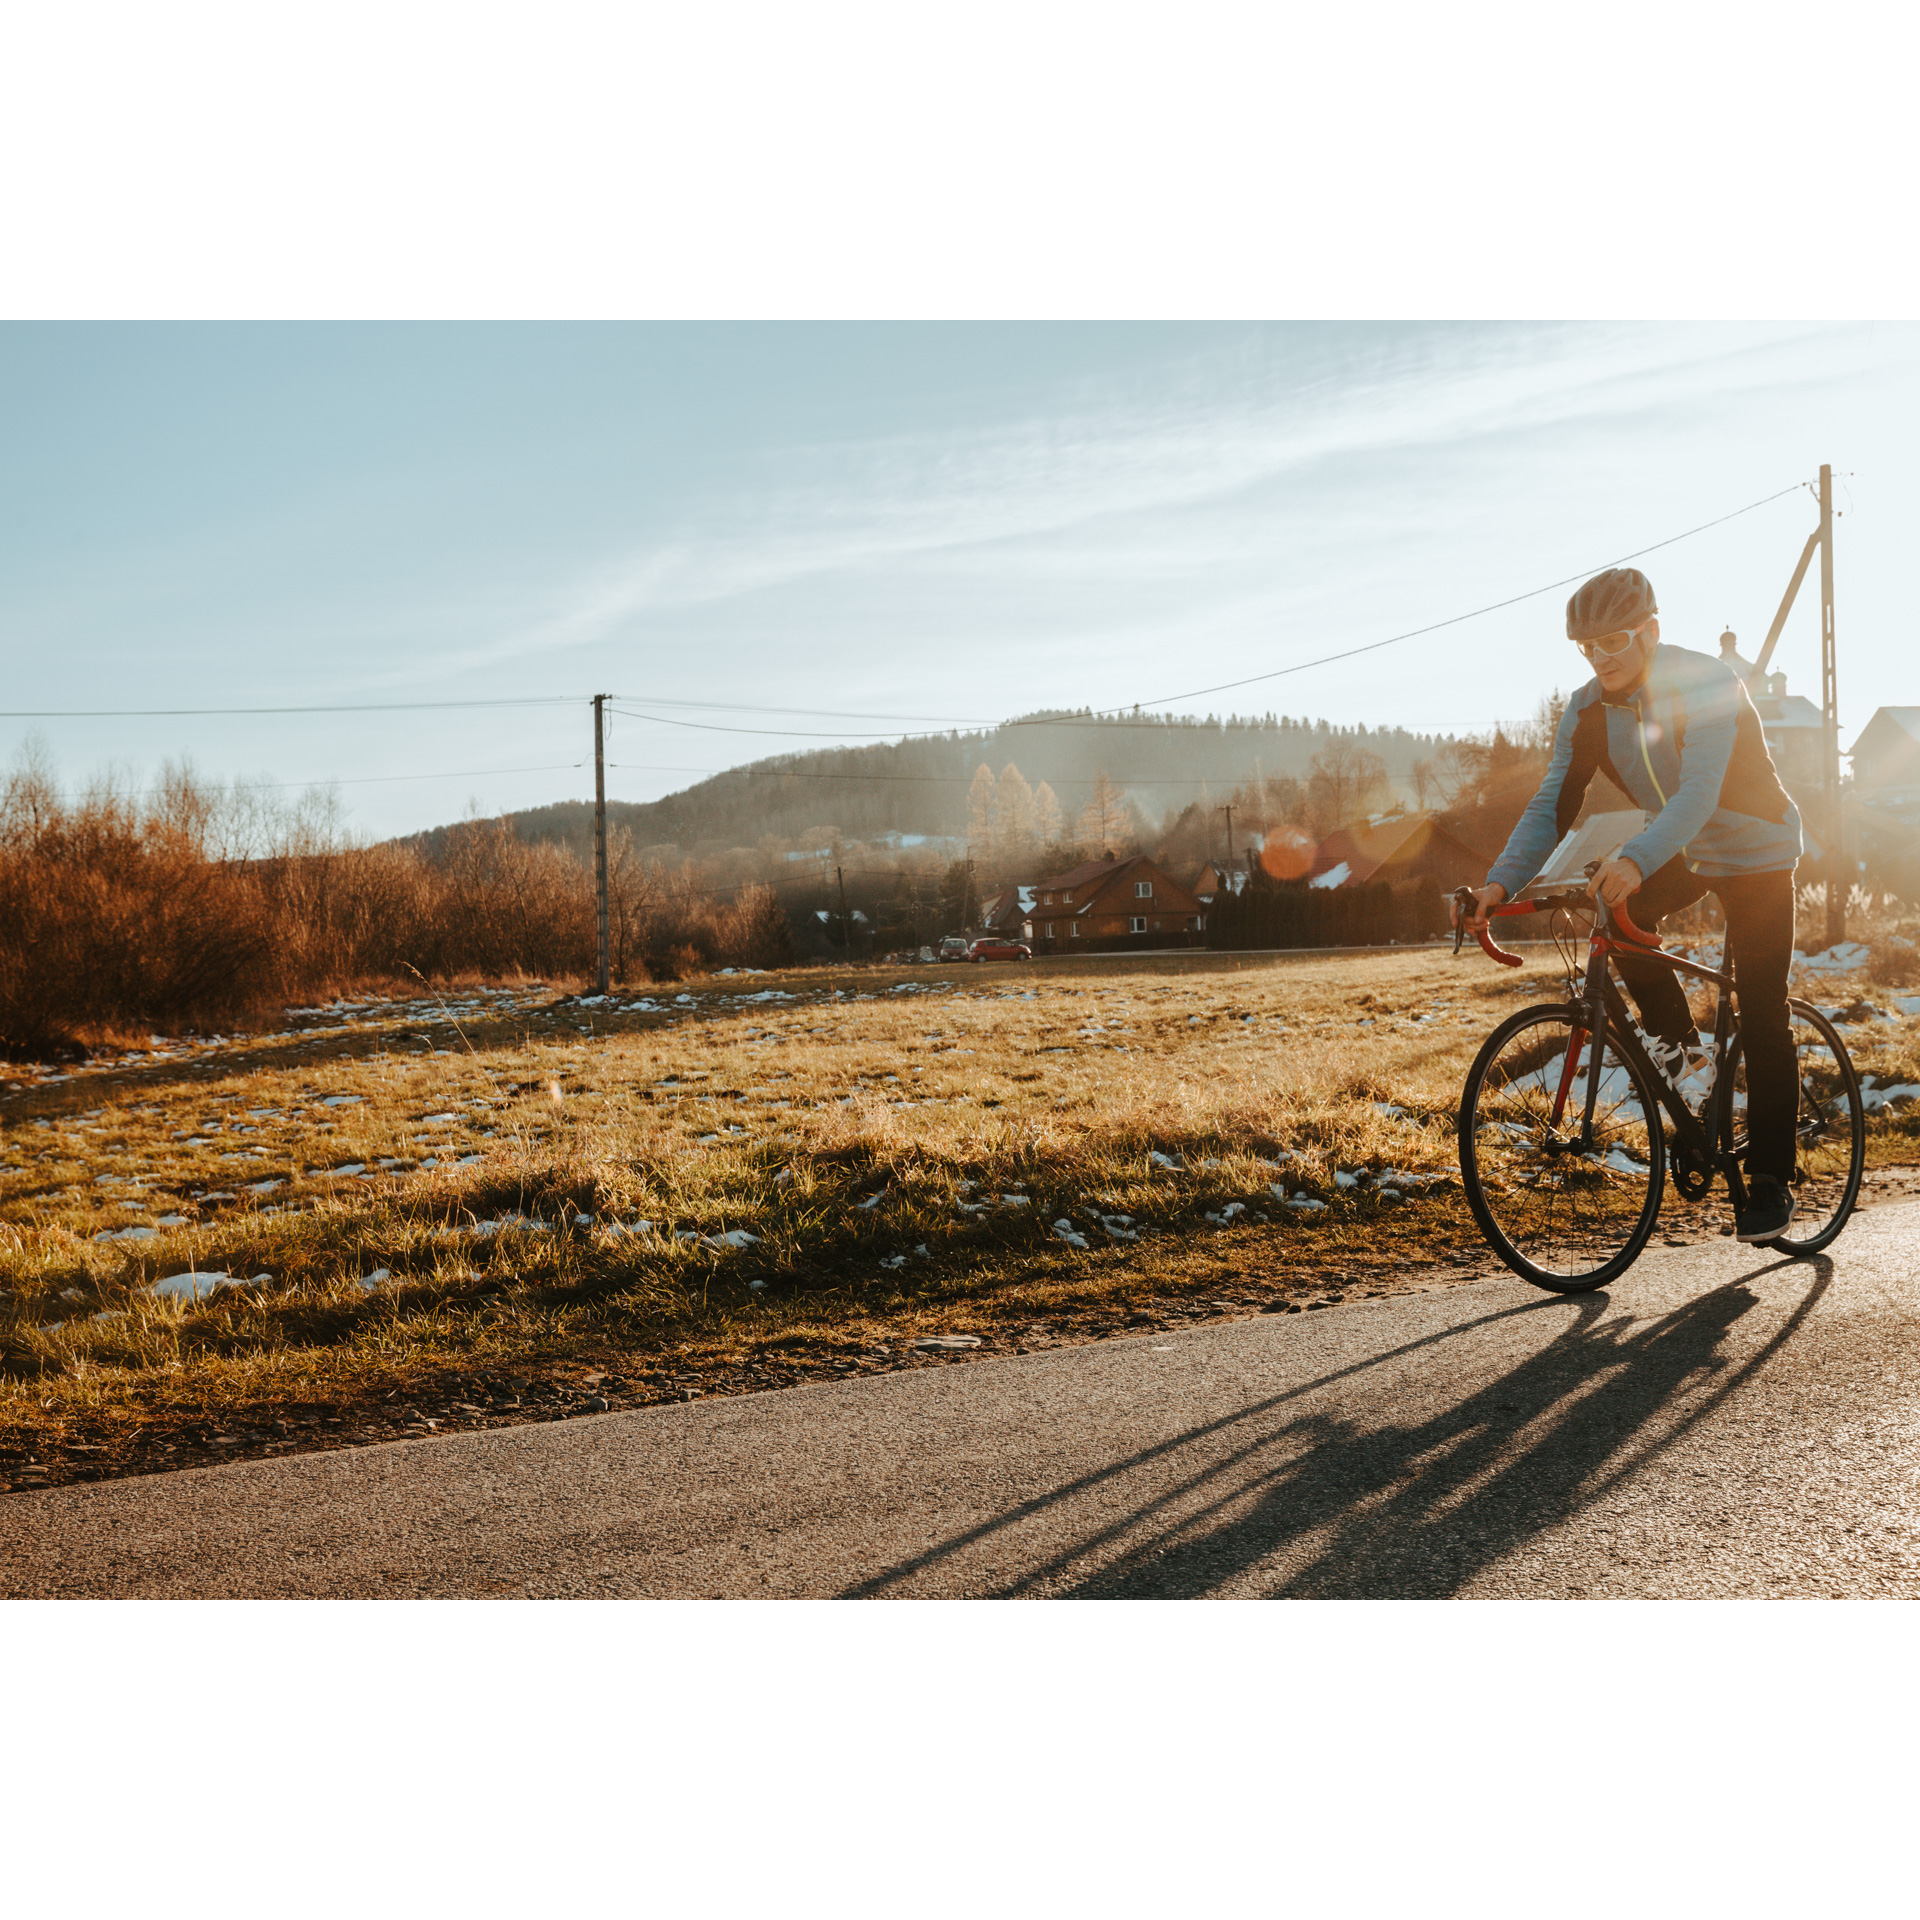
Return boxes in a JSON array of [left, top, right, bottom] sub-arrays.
[[1452, 566, 1804, 1243]]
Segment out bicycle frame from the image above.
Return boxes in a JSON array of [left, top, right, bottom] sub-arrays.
[[1469, 891, 1749, 1212]]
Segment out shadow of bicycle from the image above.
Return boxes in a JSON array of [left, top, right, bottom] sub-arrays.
[[847, 1253, 1831, 1599]]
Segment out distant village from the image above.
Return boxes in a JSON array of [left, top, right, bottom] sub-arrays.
[[462, 653, 1920, 965]]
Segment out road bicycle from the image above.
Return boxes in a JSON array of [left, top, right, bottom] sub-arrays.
[[1449, 881, 1865, 1293]]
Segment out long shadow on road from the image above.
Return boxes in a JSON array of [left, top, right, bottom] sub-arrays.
[[847, 1256, 1830, 1599]]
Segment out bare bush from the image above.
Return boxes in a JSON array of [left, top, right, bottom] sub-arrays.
[[0, 754, 797, 1052]]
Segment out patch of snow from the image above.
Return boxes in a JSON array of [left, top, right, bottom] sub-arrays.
[[148, 1270, 258, 1303], [1861, 1083, 1920, 1112]]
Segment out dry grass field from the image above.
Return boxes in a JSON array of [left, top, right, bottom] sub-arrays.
[[4, 943, 1918, 1491]]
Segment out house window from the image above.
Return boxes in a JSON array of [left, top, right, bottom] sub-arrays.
[[1129, 916, 1147, 934], [1068, 921, 1079, 939], [1135, 881, 1153, 898], [1044, 923, 1055, 940]]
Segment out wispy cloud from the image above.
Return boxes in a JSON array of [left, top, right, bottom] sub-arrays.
[[481, 323, 1841, 663]]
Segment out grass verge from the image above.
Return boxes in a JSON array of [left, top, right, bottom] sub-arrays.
[[4, 948, 1918, 1492]]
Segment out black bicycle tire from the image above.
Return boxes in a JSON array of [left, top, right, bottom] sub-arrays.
[[1458, 1003, 1668, 1293], [1720, 996, 1865, 1255]]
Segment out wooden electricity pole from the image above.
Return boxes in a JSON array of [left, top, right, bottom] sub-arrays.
[[593, 694, 610, 994], [1818, 464, 1844, 946], [1220, 804, 1236, 874], [1750, 464, 1846, 946], [836, 863, 853, 956]]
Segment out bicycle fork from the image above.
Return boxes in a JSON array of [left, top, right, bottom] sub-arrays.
[[1548, 943, 1612, 1149]]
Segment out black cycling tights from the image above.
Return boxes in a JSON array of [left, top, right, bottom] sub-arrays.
[[1609, 859, 1798, 1182]]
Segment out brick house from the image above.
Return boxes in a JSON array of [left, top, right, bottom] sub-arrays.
[[1026, 854, 1206, 949]]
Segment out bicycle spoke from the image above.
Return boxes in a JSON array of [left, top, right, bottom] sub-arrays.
[[1462, 1010, 1661, 1285], [1724, 1003, 1865, 1252]]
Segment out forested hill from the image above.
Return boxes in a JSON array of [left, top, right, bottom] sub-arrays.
[[481, 709, 1455, 861]]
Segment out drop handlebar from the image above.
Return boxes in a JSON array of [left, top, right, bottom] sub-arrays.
[[1449, 887, 1661, 968]]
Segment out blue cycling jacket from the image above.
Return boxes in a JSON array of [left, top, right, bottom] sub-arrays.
[[1486, 642, 1803, 899]]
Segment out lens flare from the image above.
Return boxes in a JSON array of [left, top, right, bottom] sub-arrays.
[[1260, 828, 1314, 882]]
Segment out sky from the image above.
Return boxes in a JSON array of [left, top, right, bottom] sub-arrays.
[[2, 320, 1914, 840]]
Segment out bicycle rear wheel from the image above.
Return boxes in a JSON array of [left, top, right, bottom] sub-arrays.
[[1721, 997, 1864, 1254], [1458, 1004, 1667, 1292]]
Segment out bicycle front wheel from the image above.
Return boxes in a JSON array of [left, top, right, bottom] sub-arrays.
[[1458, 1004, 1668, 1292], [1721, 997, 1865, 1254]]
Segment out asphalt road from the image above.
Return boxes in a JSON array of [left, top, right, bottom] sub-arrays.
[[7, 1199, 1920, 1599]]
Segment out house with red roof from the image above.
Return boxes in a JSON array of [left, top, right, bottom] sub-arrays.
[[1027, 853, 1206, 949], [1305, 809, 1487, 891]]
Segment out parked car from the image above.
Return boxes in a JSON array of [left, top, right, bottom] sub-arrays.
[[967, 936, 1032, 962], [937, 935, 972, 960]]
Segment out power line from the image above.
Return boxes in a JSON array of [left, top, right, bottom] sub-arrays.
[[1120, 481, 1811, 711], [1, 480, 1814, 755], [605, 760, 1345, 790], [607, 480, 1808, 739], [31, 760, 586, 803], [606, 695, 991, 724], [0, 696, 583, 718]]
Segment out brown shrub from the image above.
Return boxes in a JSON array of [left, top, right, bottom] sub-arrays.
[[0, 754, 798, 1052], [1868, 941, 1920, 987]]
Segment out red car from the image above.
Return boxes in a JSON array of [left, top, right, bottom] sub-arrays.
[[968, 936, 1031, 962]]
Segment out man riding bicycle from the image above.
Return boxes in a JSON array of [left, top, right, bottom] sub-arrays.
[[1452, 566, 1804, 1244]]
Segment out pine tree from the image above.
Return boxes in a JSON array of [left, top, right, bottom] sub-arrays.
[[992, 763, 1037, 870], [965, 763, 997, 856], [1032, 780, 1064, 850], [1077, 770, 1128, 856]]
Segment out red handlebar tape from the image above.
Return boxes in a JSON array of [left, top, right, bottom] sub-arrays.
[[1475, 924, 1525, 968]]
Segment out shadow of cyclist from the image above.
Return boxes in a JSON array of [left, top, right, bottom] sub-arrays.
[[1039, 1259, 1827, 1598], [843, 1252, 1829, 1599]]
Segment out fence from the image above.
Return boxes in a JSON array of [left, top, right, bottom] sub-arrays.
[[1204, 876, 1449, 951]]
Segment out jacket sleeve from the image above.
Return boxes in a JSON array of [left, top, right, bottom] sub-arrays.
[[1619, 662, 1739, 879], [1486, 695, 1596, 897]]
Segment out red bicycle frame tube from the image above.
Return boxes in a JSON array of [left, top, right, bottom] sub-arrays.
[[1551, 1025, 1588, 1125]]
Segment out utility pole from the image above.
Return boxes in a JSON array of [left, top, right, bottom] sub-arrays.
[[1751, 465, 1846, 948], [836, 863, 853, 957], [592, 693, 609, 995], [1818, 464, 1845, 947], [1221, 804, 1236, 874]]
